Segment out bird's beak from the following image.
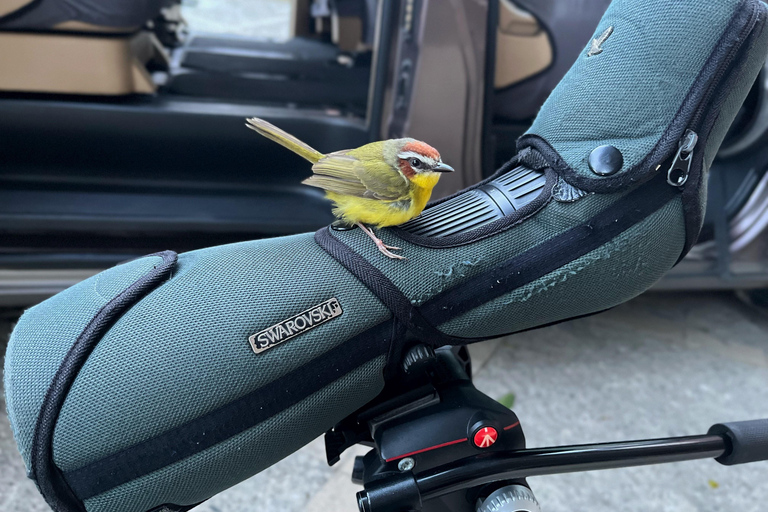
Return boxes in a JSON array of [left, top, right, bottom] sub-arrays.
[[433, 162, 454, 173]]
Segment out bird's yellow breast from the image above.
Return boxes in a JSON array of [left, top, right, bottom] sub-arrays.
[[326, 172, 440, 228]]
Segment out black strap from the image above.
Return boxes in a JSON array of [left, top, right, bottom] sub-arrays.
[[62, 320, 392, 501], [314, 227, 452, 346], [315, 227, 414, 323], [517, 146, 549, 171], [30, 251, 178, 512]]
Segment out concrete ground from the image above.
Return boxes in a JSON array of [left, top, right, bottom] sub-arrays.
[[2, 291, 768, 512]]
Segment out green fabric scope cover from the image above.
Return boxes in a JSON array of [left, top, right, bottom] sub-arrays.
[[5, 1, 768, 511]]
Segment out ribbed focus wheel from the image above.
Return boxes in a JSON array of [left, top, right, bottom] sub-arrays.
[[476, 485, 542, 512], [400, 166, 546, 237]]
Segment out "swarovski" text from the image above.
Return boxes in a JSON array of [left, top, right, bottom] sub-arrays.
[[248, 298, 343, 354]]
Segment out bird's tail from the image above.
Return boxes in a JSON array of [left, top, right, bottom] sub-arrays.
[[246, 117, 324, 164]]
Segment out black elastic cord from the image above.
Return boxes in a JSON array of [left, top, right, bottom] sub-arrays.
[[315, 227, 414, 322], [63, 320, 392, 501], [30, 251, 177, 512], [314, 227, 455, 347]]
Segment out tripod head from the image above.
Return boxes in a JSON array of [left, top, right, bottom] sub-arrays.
[[326, 342, 768, 512], [325, 343, 528, 512]]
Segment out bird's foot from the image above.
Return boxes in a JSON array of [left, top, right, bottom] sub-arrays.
[[375, 240, 406, 260], [357, 222, 406, 260]]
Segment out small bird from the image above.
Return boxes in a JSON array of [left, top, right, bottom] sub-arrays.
[[246, 117, 454, 259]]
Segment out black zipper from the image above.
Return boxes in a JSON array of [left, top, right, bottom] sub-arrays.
[[666, 129, 699, 188], [666, 0, 762, 189]]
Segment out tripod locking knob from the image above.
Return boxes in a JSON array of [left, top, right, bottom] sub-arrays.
[[476, 485, 541, 512], [402, 344, 436, 374]]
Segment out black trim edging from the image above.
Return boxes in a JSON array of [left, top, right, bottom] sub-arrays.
[[30, 250, 178, 512]]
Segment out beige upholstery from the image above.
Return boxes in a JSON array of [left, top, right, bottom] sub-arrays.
[[0, 0, 31, 18], [332, 15, 364, 52], [0, 32, 156, 95], [494, 0, 553, 89], [53, 20, 141, 32]]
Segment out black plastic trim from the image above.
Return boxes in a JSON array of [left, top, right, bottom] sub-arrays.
[[481, 0, 499, 177], [367, 0, 400, 139], [62, 320, 392, 501], [29, 251, 178, 512], [0, 27, 138, 37], [399, 163, 547, 237]]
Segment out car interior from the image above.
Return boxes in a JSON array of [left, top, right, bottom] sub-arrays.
[[1, 0, 768, 306]]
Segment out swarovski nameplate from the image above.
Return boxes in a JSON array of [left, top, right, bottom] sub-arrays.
[[248, 298, 343, 354]]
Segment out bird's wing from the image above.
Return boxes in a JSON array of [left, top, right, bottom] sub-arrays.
[[305, 152, 410, 201]]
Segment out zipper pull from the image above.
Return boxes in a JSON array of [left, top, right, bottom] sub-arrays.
[[667, 129, 698, 187]]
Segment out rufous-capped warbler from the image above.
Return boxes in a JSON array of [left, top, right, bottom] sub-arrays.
[[246, 117, 454, 259]]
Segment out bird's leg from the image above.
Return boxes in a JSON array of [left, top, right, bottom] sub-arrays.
[[356, 223, 405, 260], [357, 223, 402, 251]]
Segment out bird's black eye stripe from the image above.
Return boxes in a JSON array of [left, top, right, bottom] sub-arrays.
[[410, 158, 422, 168]]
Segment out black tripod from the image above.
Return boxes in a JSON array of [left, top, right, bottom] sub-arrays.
[[324, 343, 768, 512]]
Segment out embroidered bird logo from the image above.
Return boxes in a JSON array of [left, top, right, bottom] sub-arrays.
[[588, 26, 613, 57]]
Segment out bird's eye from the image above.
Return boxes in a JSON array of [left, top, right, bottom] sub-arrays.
[[410, 158, 422, 168]]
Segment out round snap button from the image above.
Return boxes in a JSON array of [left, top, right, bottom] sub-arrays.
[[330, 220, 356, 231], [588, 145, 624, 176]]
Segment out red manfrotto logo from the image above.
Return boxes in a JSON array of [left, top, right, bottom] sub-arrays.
[[473, 427, 498, 448]]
